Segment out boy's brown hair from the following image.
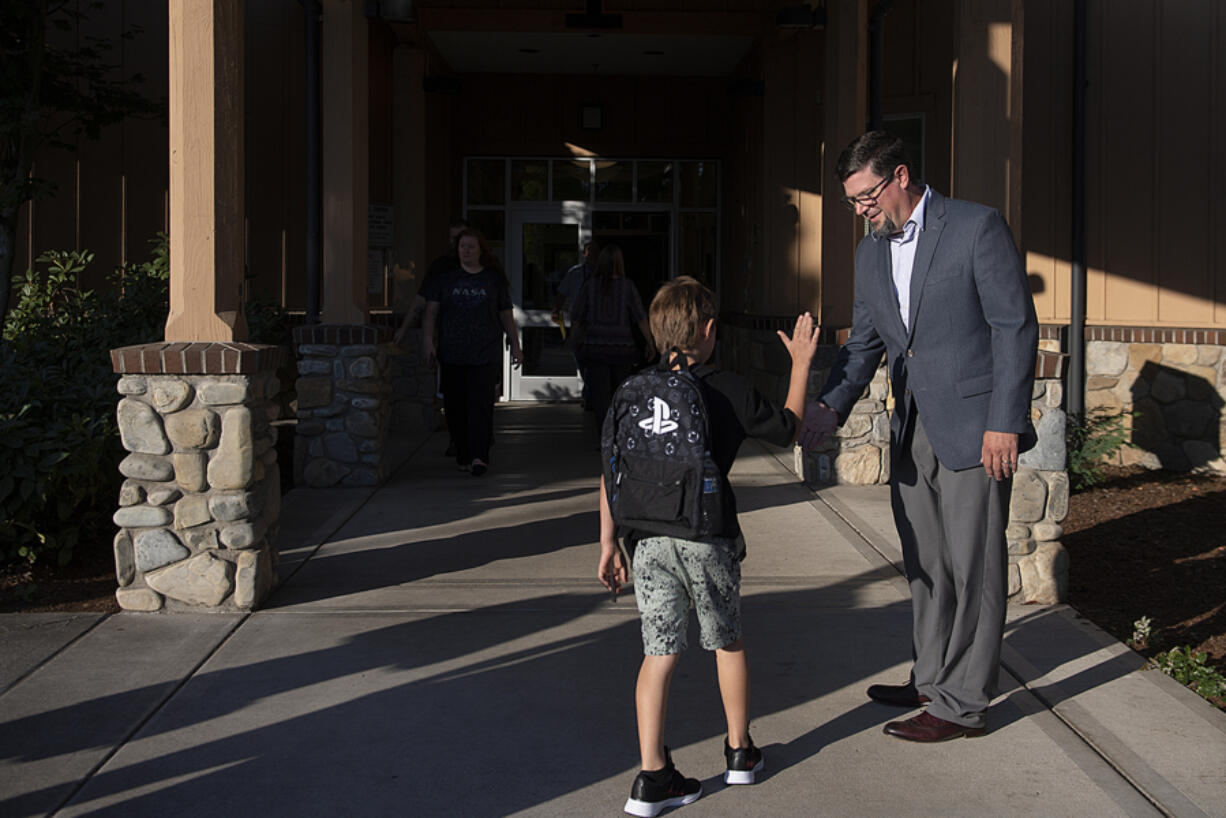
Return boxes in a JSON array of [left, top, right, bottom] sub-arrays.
[[649, 276, 718, 353]]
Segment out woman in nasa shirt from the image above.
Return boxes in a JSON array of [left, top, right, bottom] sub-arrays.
[[422, 229, 522, 476]]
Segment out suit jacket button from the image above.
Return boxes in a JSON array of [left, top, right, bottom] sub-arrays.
[[905, 389, 912, 397], [906, 349, 914, 357]]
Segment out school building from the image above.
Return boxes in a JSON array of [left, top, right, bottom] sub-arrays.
[[12, 1, 1226, 608]]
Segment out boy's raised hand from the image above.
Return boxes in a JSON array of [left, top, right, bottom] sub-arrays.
[[778, 312, 820, 433], [777, 311, 820, 364]]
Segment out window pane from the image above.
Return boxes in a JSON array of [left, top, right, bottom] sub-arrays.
[[637, 161, 673, 202], [521, 327, 577, 377], [595, 160, 633, 202], [680, 212, 717, 286], [883, 115, 925, 179], [679, 161, 718, 208], [521, 221, 579, 311], [552, 159, 590, 201], [511, 159, 548, 201], [593, 211, 621, 231], [466, 159, 505, 206]]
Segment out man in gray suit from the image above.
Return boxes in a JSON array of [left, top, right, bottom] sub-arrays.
[[801, 131, 1037, 741]]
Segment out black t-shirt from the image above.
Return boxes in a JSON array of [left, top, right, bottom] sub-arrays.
[[420, 251, 457, 297], [425, 267, 513, 366], [690, 364, 799, 541]]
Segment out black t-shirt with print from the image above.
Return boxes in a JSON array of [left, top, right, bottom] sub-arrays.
[[419, 250, 457, 297], [425, 267, 512, 366], [690, 363, 798, 541]]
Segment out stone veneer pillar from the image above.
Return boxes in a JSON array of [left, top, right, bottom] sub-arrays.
[[1011, 349, 1070, 604], [109, 342, 284, 611], [389, 326, 442, 433], [293, 324, 395, 487]]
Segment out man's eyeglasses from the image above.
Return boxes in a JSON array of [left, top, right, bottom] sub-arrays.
[[840, 174, 895, 212]]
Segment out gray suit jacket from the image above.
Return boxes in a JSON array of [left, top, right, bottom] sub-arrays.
[[820, 189, 1038, 471]]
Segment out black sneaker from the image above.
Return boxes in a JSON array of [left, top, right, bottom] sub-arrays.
[[723, 736, 764, 785], [624, 748, 701, 817]]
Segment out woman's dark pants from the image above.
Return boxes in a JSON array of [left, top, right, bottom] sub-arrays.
[[584, 360, 635, 436], [440, 362, 498, 465]]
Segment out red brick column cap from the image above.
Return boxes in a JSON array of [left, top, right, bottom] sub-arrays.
[[111, 342, 285, 375]]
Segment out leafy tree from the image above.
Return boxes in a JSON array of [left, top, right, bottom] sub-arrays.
[[0, 0, 161, 326]]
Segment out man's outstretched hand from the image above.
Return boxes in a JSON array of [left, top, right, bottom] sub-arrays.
[[798, 400, 838, 450]]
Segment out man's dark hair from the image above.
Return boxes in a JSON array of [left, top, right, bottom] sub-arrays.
[[835, 131, 917, 183]]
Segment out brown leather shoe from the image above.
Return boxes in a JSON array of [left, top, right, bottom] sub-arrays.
[[883, 711, 985, 742], [866, 683, 931, 708]]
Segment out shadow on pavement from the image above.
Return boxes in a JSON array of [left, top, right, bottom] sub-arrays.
[[0, 404, 1162, 816], [3, 577, 943, 817]]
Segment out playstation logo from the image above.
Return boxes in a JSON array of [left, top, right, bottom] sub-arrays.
[[638, 397, 678, 435]]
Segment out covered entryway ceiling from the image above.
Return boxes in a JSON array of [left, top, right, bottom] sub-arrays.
[[427, 31, 754, 76]]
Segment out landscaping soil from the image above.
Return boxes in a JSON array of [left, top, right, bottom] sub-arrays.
[[4, 465, 1224, 687], [0, 544, 121, 614], [1064, 465, 1226, 680]]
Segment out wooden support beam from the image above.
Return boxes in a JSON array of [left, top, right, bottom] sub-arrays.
[[392, 46, 427, 311], [165, 0, 248, 342], [820, 0, 869, 328], [321, 0, 369, 325]]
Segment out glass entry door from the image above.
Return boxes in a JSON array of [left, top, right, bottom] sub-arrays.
[[506, 208, 586, 401]]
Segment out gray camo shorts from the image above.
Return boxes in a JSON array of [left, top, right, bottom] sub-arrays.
[[632, 535, 742, 655]]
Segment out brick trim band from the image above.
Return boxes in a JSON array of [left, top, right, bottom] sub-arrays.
[[111, 342, 285, 375], [1039, 324, 1226, 345], [292, 323, 391, 346]]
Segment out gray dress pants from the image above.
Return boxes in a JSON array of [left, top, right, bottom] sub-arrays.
[[890, 411, 1011, 729]]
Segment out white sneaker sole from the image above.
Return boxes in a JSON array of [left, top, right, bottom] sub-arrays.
[[624, 785, 702, 817], [723, 758, 764, 785]]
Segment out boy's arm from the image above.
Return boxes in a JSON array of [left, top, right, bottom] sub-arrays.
[[597, 475, 628, 594], [776, 312, 820, 442]]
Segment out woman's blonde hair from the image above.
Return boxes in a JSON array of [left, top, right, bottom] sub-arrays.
[[649, 276, 718, 352]]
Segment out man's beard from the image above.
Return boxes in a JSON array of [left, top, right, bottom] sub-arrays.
[[869, 214, 899, 239]]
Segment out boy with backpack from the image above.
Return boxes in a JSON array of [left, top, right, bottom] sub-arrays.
[[598, 276, 818, 817]]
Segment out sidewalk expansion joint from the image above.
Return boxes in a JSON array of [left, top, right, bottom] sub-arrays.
[[48, 614, 249, 818], [0, 614, 110, 699]]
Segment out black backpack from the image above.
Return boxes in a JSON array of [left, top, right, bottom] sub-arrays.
[[601, 351, 724, 541]]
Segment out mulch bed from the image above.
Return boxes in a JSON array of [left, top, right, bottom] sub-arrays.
[[1064, 465, 1226, 679], [0, 545, 121, 614]]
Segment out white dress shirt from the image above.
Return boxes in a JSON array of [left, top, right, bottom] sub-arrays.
[[881, 185, 931, 332]]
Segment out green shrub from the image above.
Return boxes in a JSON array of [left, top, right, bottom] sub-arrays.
[[1154, 646, 1226, 705], [245, 296, 292, 347], [2, 235, 294, 568], [1066, 410, 1132, 490], [1, 238, 169, 566], [0, 408, 118, 566]]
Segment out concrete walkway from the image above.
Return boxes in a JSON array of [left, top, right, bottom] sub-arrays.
[[2, 403, 1224, 817]]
